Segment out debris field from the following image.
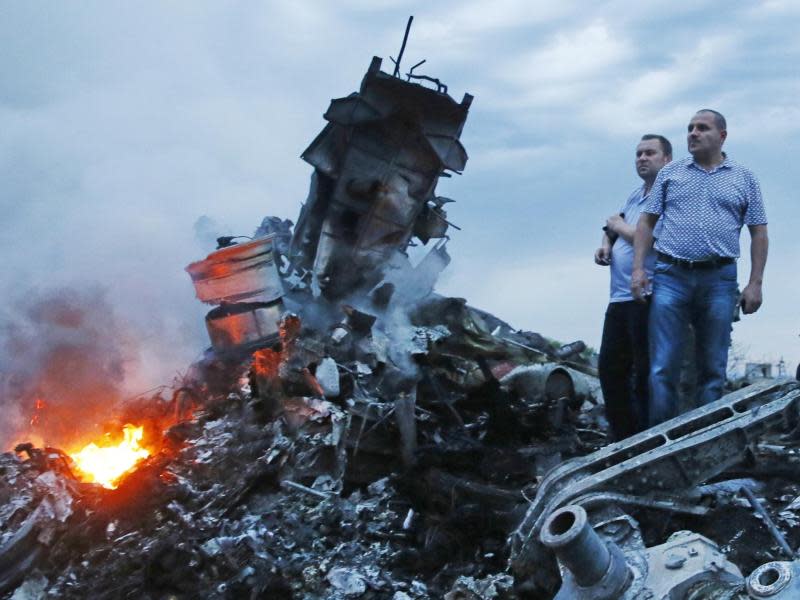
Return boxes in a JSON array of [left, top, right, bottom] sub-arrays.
[[3, 53, 800, 600]]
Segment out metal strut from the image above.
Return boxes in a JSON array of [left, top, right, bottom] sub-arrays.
[[392, 16, 414, 78]]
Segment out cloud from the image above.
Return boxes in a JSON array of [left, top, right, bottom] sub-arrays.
[[0, 0, 797, 380], [749, 0, 800, 15], [577, 33, 739, 136], [439, 253, 609, 347], [416, 0, 579, 41], [500, 20, 630, 87]]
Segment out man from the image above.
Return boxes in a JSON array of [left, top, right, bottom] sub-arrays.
[[631, 110, 768, 426], [595, 134, 671, 440]]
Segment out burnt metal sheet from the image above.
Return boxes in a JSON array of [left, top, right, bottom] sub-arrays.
[[186, 236, 284, 305], [0, 511, 45, 595], [205, 302, 283, 354]]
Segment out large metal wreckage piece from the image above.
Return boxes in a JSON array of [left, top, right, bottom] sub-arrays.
[[289, 55, 472, 300], [508, 378, 800, 599], [186, 235, 285, 354], [185, 56, 472, 353]]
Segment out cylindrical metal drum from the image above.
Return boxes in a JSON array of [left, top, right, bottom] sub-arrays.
[[500, 363, 594, 410], [205, 302, 284, 353], [186, 236, 284, 305]]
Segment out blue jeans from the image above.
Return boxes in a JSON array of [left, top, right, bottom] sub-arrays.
[[648, 259, 738, 426]]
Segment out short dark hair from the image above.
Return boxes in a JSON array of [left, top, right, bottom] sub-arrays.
[[696, 109, 727, 131], [641, 134, 672, 158]]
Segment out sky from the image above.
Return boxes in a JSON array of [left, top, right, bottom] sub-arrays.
[[1, 0, 798, 393]]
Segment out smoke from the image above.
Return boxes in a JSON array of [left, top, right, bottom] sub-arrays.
[[381, 244, 452, 305], [0, 286, 138, 450], [0, 5, 323, 453], [194, 215, 232, 252]]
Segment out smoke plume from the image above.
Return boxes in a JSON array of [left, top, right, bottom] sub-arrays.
[[0, 286, 138, 450]]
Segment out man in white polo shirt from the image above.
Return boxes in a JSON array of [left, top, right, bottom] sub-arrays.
[[595, 134, 671, 440]]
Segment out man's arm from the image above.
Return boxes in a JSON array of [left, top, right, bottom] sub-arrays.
[[594, 232, 612, 265], [605, 215, 636, 244], [741, 224, 768, 314], [631, 213, 659, 302]]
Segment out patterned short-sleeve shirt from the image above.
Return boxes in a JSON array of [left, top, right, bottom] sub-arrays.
[[643, 155, 767, 260], [609, 186, 656, 302]]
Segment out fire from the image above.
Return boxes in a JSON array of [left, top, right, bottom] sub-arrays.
[[70, 424, 150, 489], [30, 397, 46, 427]]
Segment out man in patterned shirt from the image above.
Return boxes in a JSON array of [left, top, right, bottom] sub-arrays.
[[595, 134, 671, 440], [631, 109, 768, 426]]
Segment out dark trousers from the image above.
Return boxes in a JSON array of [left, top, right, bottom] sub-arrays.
[[598, 300, 650, 441]]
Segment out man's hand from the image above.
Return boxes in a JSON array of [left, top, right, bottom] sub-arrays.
[[632, 213, 658, 301], [631, 267, 650, 302], [594, 246, 611, 265], [740, 282, 763, 314]]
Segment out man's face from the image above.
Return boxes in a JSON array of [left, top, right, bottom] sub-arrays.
[[635, 139, 670, 180], [687, 112, 726, 158]]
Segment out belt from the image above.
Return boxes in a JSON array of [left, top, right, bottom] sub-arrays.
[[657, 252, 735, 270]]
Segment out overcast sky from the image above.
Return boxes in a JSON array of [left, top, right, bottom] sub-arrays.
[[1, 0, 798, 390]]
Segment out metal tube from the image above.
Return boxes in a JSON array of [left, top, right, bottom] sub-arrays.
[[392, 16, 414, 77], [280, 480, 330, 500], [540, 505, 611, 587], [740, 486, 795, 559]]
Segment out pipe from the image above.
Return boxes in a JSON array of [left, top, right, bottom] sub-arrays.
[[740, 486, 795, 559], [540, 505, 631, 600], [540, 505, 611, 587]]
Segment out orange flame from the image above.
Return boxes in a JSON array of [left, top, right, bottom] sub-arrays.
[[69, 424, 150, 489], [30, 397, 46, 427]]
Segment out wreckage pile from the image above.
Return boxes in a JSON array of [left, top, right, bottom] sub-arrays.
[[5, 330, 800, 599], [0, 295, 604, 599], [4, 54, 800, 600]]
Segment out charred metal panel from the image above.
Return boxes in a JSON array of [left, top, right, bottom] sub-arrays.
[[291, 56, 472, 299], [205, 303, 284, 353], [288, 171, 335, 277], [186, 237, 283, 305]]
